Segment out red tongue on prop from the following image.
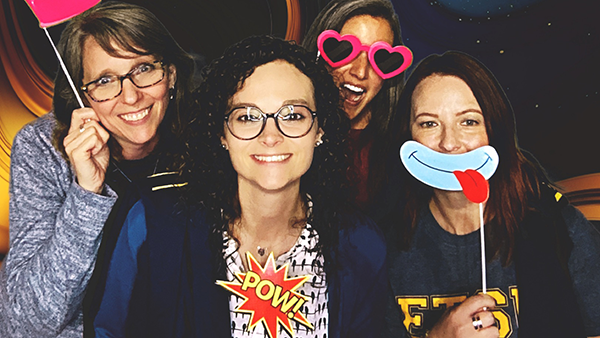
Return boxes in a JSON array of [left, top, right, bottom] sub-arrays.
[[453, 169, 489, 204]]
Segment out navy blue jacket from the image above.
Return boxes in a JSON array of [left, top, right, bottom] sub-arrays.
[[94, 190, 387, 337]]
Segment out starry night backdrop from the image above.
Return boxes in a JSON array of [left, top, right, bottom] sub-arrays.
[[391, 0, 599, 181]]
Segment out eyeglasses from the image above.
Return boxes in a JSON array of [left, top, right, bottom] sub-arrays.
[[317, 30, 413, 79], [81, 60, 165, 102], [225, 105, 317, 140]]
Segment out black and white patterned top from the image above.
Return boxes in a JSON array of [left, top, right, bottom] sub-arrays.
[[223, 224, 329, 338]]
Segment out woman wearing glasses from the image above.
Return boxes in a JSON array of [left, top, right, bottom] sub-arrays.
[[0, 2, 195, 337], [302, 0, 410, 221], [94, 36, 387, 337]]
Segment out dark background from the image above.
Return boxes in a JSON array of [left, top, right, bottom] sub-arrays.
[[10, 0, 600, 181]]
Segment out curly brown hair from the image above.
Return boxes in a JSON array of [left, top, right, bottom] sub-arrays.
[[182, 35, 352, 273]]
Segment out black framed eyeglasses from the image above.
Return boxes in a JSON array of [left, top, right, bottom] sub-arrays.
[[81, 60, 165, 102], [225, 104, 317, 140]]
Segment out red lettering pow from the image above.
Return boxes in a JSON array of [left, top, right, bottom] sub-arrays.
[[217, 252, 313, 338]]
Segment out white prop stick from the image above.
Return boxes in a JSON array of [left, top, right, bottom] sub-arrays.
[[479, 202, 487, 294], [43, 27, 85, 108]]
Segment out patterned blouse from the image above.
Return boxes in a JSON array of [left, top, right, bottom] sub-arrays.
[[223, 224, 329, 337]]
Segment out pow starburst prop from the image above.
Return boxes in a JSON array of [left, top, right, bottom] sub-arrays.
[[217, 252, 313, 338]]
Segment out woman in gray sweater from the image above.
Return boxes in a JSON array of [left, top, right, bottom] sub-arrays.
[[0, 2, 196, 337]]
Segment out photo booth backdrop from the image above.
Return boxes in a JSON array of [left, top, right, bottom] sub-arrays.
[[0, 0, 598, 258]]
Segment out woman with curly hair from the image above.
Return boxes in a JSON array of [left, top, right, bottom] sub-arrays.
[[93, 36, 387, 338], [302, 0, 409, 220]]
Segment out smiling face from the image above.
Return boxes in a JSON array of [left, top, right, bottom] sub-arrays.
[[81, 37, 176, 160], [221, 60, 323, 194], [410, 75, 489, 154], [332, 15, 394, 129]]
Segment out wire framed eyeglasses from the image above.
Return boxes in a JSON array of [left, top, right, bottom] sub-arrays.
[[224, 104, 317, 140]]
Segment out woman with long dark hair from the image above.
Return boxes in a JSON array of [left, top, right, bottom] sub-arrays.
[[302, 0, 409, 219], [384, 51, 600, 338]]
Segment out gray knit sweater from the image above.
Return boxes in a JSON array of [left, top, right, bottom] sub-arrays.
[[0, 113, 117, 337]]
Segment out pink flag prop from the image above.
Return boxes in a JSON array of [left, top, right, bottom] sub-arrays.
[[24, 0, 100, 28], [24, 0, 101, 108]]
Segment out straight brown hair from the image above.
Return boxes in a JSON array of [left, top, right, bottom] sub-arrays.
[[393, 51, 548, 264], [51, 1, 195, 160]]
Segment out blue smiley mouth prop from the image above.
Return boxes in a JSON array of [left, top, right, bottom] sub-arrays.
[[401, 141, 497, 288], [400, 140, 499, 192]]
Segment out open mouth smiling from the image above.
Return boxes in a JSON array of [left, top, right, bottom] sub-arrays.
[[340, 83, 365, 104]]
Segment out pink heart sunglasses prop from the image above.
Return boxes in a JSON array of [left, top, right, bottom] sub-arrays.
[[317, 30, 413, 80], [24, 0, 101, 108]]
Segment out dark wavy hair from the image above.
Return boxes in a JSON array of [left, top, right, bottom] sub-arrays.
[[392, 51, 549, 265], [51, 1, 196, 162], [302, 0, 406, 204], [182, 35, 351, 274]]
